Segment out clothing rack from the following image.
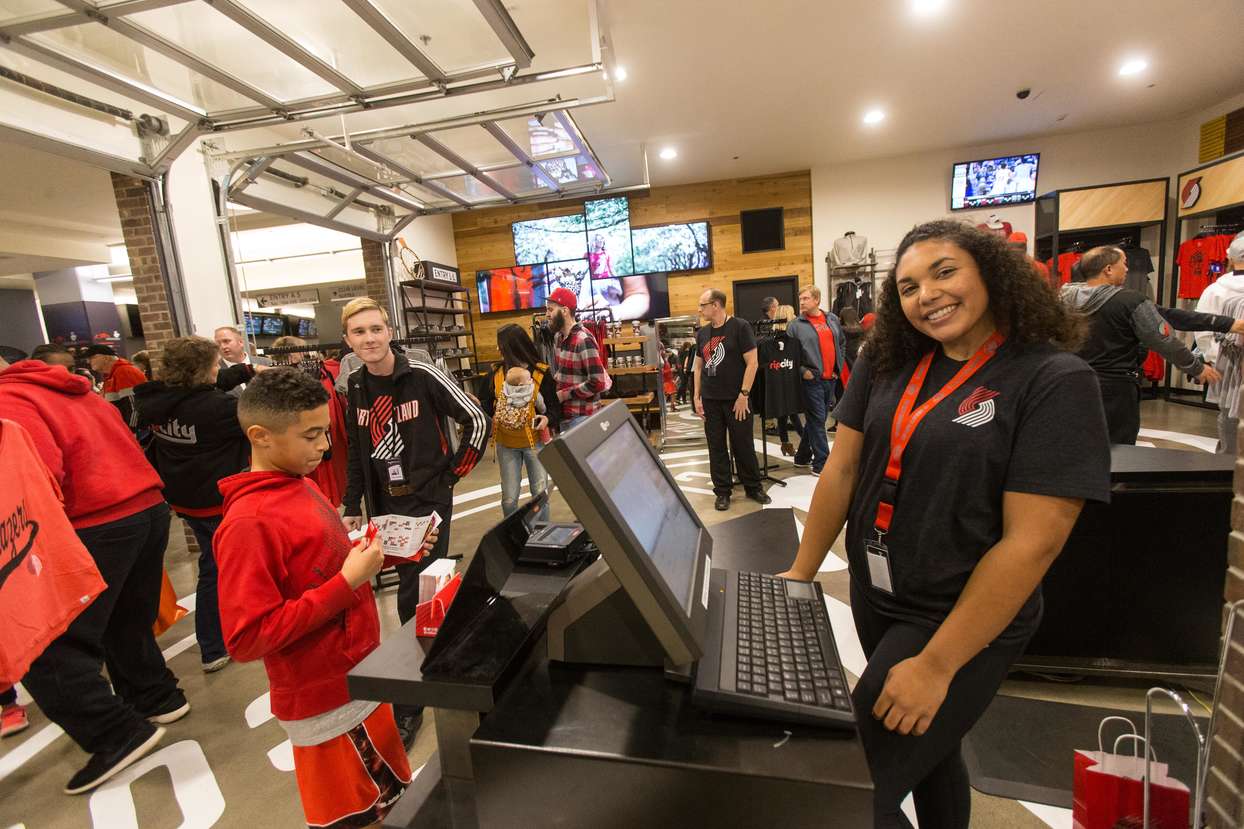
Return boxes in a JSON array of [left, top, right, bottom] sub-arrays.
[[1166, 150, 1244, 410], [745, 318, 790, 489]]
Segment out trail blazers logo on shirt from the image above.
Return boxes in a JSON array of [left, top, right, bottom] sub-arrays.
[[952, 386, 1000, 428], [366, 395, 406, 461], [702, 336, 726, 375]]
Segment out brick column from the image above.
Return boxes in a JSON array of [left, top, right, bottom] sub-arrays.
[[111, 173, 199, 557], [1209, 429, 1244, 823], [110, 173, 176, 365], [360, 238, 391, 307]]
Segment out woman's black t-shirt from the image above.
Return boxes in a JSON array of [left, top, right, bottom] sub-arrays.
[[832, 341, 1112, 645]]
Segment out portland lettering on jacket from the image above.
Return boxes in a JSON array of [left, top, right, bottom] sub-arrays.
[[153, 418, 198, 445]]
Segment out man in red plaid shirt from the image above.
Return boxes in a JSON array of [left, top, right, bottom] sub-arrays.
[[546, 287, 608, 430]]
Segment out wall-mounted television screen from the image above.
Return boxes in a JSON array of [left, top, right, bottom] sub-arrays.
[[244, 313, 259, 336], [476, 262, 669, 321], [585, 196, 634, 277], [297, 318, 317, 338], [512, 212, 587, 266], [950, 153, 1040, 210], [632, 221, 712, 272], [261, 316, 286, 336]]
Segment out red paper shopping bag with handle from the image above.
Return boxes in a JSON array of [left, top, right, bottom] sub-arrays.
[[1072, 717, 1190, 829], [0, 419, 106, 685], [415, 573, 462, 639]]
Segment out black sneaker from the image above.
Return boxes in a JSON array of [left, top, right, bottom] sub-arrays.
[[792, 459, 812, 468], [396, 709, 424, 751], [145, 699, 190, 725], [745, 491, 772, 505], [714, 495, 730, 511], [64, 722, 164, 795]]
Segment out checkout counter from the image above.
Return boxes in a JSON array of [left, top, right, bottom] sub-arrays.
[[1018, 444, 1233, 680], [350, 507, 870, 829], [350, 424, 1232, 827]]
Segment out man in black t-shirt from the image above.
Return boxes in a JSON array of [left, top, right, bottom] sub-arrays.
[[693, 289, 771, 511]]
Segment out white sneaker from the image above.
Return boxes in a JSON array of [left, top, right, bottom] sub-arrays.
[[203, 655, 231, 673], [147, 701, 191, 725]]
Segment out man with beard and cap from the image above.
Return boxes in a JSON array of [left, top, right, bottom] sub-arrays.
[[545, 287, 608, 431]]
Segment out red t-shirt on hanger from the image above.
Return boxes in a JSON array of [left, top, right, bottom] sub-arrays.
[[1176, 235, 1232, 299]]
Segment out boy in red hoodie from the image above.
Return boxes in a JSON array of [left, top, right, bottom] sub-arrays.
[[215, 368, 433, 828], [0, 356, 185, 794]]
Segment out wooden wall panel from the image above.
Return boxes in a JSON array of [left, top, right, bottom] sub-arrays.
[[1177, 152, 1244, 218], [452, 171, 813, 360], [1058, 180, 1167, 230]]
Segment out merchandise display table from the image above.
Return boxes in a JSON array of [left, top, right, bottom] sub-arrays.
[[349, 508, 872, 828], [1018, 444, 1233, 679]]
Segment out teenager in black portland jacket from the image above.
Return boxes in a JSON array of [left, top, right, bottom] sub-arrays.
[[134, 336, 258, 673], [340, 307, 490, 624]]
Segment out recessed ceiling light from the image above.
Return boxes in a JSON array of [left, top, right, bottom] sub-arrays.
[[659, 147, 678, 160], [862, 109, 886, 125], [911, 0, 947, 16], [1118, 58, 1148, 76], [612, 65, 628, 82]]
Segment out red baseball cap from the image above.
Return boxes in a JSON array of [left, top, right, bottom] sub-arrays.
[[547, 287, 578, 312], [1007, 231, 1028, 245], [860, 312, 876, 331]]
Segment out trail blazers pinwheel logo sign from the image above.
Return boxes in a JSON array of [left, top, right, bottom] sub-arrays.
[[952, 386, 1000, 428], [1181, 177, 1202, 210]]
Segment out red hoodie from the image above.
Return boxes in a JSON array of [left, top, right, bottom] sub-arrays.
[[0, 361, 163, 528], [215, 470, 381, 721]]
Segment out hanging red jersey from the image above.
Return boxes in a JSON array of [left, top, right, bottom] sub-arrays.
[[1046, 252, 1082, 285], [1177, 235, 1233, 299]]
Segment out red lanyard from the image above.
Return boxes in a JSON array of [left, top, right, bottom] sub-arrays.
[[874, 332, 1005, 534]]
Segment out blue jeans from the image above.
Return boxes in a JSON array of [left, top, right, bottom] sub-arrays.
[[182, 515, 228, 664], [563, 415, 590, 432], [498, 443, 550, 522], [794, 378, 837, 472]]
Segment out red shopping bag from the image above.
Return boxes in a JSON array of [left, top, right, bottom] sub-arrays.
[[1072, 718, 1190, 829], [0, 420, 106, 685], [414, 573, 462, 639]]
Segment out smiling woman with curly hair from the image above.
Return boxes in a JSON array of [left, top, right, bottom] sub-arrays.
[[781, 219, 1111, 828], [867, 220, 1085, 374]]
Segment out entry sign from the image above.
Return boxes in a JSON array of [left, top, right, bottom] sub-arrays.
[[426, 261, 461, 285], [254, 288, 320, 307]]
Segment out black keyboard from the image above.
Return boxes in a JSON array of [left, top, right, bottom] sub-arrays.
[[733, 572, 852, 712]]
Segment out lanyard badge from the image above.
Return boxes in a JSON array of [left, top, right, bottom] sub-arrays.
[[868, 332, 1005, 593]]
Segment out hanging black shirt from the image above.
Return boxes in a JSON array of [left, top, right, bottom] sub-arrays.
[[755, 331, 805, 417], [696, 316, 756, 400], [833, 343, 1111, 645]]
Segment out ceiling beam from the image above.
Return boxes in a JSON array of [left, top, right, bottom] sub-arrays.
[[229, 190, 388, 241], [201, 0, 365, 97], [324, 186, 365, 220], [0, 0, 194, 37], [208, 95, 603, 162], [481, 120, 560, 192], [283, 151, 431, 214], [412, 133, 518, 201], [50, 0, 286, 112], [554, 109, 611, 186], [0, 34, 207, 122], [338, 0, 447, 84], [470, 0, 533, 68], [349, 144, 473, 208]]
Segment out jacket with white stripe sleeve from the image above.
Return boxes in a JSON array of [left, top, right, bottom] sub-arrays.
[[342, 347, 490, 517]]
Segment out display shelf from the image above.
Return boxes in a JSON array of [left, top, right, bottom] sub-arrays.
[[400, 278, 468, 294], [405, 305, 469, 315], [607, 366, 657, 376], [604, 336, 648, 345], [619, 392, 655, 407]]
